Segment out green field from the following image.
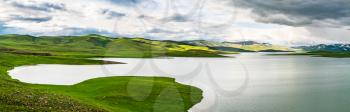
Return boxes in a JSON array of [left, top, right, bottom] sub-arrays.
[[0, 34, 205, 111], [33, 77, 202, 112], [182, 40, 292, 52], [0, 34, 224, 58], [0, 52, 203, 112]]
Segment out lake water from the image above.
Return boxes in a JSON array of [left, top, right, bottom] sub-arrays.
[[9, 53, 350, 112]]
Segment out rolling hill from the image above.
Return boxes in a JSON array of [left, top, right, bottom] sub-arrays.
[[0, 34, 208, 111], [288, 44, 350, 58], [182, 40, 292, 52], [295, 44, 350, 52], [0, 34, 224, 57]]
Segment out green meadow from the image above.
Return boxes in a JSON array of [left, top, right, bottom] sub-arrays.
[[0, 34, 205, 111], [0, 34, 224, 58]]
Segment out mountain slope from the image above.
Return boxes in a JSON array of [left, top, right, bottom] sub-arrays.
[[0, 52, 203, 111], [182, 40, 292, 52], [289, 44, 350, 58], [0, 34, 223, 57], [296, 44, 350, 52]]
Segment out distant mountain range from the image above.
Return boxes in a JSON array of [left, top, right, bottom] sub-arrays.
[[0, 34, 296, 58], [6, 34, 350, 55], [296, 44, 350, 52], [181, 40, 292, 52], [183, 40, 350, 53]]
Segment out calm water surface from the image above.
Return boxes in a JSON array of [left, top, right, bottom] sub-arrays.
[[9, 53, 350, 112]]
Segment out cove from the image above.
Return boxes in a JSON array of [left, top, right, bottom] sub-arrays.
[[9, 53, 350, 112]]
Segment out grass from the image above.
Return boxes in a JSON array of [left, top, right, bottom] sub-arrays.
[[0, 34, 209, 111], [0, 53, 108, 111], [230, 44, 290, 52], [33, 77, 202, 112], [0, 52, 203, 111], [0, 34, 223, 58]]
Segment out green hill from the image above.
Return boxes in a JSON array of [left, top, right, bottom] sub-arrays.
[[0, 34, 223, 57], [0, 34, 218, 111], [0, 34, 208, 111], [0, 53, 202, 111], [182, 40, 293, 52]]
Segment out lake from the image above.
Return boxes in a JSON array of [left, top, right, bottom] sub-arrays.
[[9, 53, 350, 112]]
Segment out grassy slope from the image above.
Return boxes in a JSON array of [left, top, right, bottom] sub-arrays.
[[33, 77, 202, 112], [0, 53, 107, 111], [0, 34, 223, 58], [0, 34, 210, 111], [182, 40, 292, 52], [0, 52, 203, 111], [229, 44, 291, 52]]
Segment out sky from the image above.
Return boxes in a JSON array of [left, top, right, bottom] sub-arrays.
[[0, 0, 350, 45]]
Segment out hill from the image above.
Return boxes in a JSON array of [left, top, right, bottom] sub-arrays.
[[0, 34, 207, 111], [287, 44, 350, 58], [182, 40, 292, 52], [0, 52, 202, 111], [0, 34, 223, 57], [295, 44, 350, 52]]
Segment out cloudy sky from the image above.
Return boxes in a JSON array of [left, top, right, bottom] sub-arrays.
[[0, 0, 349, 45]]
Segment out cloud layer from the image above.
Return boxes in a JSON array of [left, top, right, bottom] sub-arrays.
[[235, 0, 350, 28], [0, 0, 349, 45]]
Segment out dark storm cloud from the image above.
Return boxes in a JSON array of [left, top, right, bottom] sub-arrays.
[[234, 0, 350, 27], [10, 1, 66, 12]]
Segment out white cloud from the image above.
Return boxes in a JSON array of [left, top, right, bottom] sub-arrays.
[[0, 0, 349, 45]]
